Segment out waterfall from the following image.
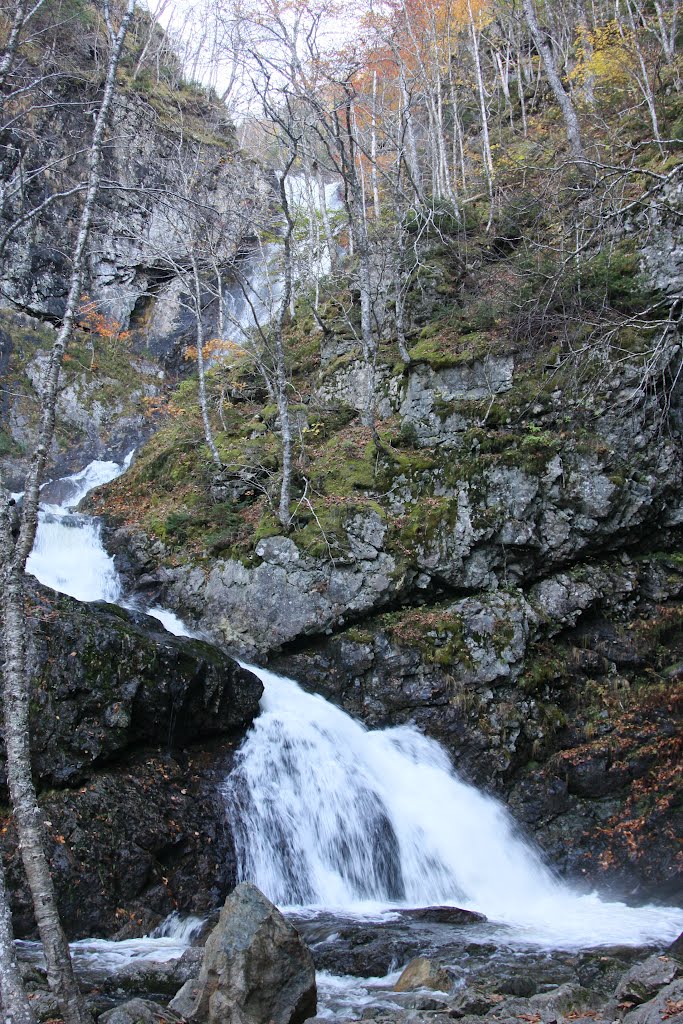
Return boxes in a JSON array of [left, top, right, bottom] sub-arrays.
[[221, 173, 344, 348], [23, 455, 132, 603], [19, 453, 683, 960], [225, 664, 683, 949]]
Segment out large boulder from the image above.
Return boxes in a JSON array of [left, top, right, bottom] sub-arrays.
[[1, 584, 264, 938], [175, 883, 316, 1024], [1, 582, 263, 791], [622, 980, 683, 1024], [615, 955, 680, 1007]]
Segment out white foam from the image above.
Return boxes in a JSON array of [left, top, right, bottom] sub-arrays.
[[226, 664, 683, 949]]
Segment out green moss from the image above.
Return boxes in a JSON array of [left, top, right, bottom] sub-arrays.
[[344, 627, 375, 644], [306, 427, 379, 498], [0, 427, 21, 456], [519, 645, 564, 694], [377, 605, 474, 668], [292, 498, 386, 560]]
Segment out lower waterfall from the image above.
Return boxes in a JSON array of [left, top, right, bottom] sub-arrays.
[[17, 454, 683, 981], [226, 663, 683, 948]]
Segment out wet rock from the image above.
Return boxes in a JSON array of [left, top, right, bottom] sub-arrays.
[[399, 908, 487, 926], [615, 955, 680, 1006], [301, 915, 428, 978], [528, 982, 595, 1015], [99, 998, 185, 1024], [170, 978, 202, 1018], [23, 989, 61, 1023], [179, 883, 316, 1024], [2, 585, 263, 940], [496, 977, 537, 998], [670, 934, 683, 961], [395, 958, 453, 993], [6, 747, 239, 939], [622, 980, 683, 1024], [449, 988, 505, 1017], [104, 947, 204, 998], [1, 581, 263, 791]]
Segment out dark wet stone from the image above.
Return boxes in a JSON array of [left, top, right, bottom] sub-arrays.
[[399, 907, 487, 926]]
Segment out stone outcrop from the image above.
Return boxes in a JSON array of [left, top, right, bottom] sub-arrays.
[[0, 66, 262, 341], [171, 883, 316, 1024], [394, 957, 453, 993], [109, 341, 683, 661], [1, 583, 263, 938], [0, 21, 270, 485], [4, 583, 263, 790], [99, 315, 683, 898]]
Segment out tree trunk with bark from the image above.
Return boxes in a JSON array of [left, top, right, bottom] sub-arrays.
[[522, 0, 590, 175], [275, 165, 296, 528], [191, 257, 222, 468], [0, 5, 136, 1023]]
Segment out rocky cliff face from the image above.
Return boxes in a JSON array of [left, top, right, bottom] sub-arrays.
[[0, 582, 263, 939], [0, 47, 262, 337], [0, 25, 269, 486], [101, 295, 683, 899]]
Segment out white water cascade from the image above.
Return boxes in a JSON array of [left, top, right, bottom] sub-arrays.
[[24, 455, 132, 603], [15, 450, 683, 995], [221, 175, 343, 350], [226, 664, 683, 949]]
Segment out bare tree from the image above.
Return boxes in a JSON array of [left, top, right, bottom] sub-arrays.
[[521, 0, 589, 174], [0, 4, 135, 1022], [0, 842, 34, 1024]]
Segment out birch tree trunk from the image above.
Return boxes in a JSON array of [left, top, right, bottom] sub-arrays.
[[191, 257, 222, 467], [395, 56, 422, 198], [0, 0, 47, 96], [0, 5, 135, 1023], [312, 158, 338, 275], [371, 70, 381, 220], [522, 0, 590, 174], [0, 716, 34, 1024], [275, 168, 296, 528], [468, 0, 495, 201]]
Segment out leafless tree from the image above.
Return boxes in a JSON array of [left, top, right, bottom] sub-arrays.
[[0, 3, 135, 1022]]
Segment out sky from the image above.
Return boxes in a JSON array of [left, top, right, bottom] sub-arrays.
[[143, 0, 358, 121]]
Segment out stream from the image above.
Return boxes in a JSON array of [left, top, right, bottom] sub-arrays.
[[16, 452, 683, 1019]]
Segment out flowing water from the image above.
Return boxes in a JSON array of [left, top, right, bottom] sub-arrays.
[[225, 664, 682, 949], [16, 452, 683, 1018], [221, 175, 343, 352]]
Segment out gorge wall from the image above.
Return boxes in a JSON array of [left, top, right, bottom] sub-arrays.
[[1, 0, 681, 941]]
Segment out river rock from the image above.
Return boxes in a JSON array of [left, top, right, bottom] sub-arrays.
[[179, 883, 316, 1024], [103, 947, 204, 998], [399, 907, 487, 925], [394, 957, 453, 993], [99, 998, 185, 1024], [615, 955, 680, 1006], [622, 980, 683, 1024]]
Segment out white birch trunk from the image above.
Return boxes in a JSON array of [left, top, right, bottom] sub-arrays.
[[191, 258, 222, 467], [1, 7, 135, 1022], [522, 0, 589, 173]]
